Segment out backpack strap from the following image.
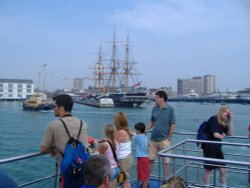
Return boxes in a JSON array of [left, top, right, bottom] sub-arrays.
[[59, 119, 71, 138], [77, 120, 83, 140], [59, 119, 83, 140], [107, 141, 118, 163]]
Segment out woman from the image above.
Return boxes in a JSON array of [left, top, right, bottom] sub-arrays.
[[99, 124, 120, 188], [203, 105, 233, 188], [114, 112, 132, 188]]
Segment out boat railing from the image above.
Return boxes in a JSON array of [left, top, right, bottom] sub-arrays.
[[0, 132, 249, 187], [155, 139, 250, 188]]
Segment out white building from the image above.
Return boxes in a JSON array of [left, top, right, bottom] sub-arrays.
[[0, 79, 34, 100], [177, 77, 202, 97]]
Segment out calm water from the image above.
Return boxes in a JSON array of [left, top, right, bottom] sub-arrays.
[[0, 101, 249, 187]]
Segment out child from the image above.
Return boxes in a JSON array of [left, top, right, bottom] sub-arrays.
[[133, 122, 149, 188], [99, 124, 120, 188]]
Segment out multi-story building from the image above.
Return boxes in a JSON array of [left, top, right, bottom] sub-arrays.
[[0, 79, 34, 100], [73, 78, 84, 91], [203, 75, 216, 95], [177, 77, 202, 97]]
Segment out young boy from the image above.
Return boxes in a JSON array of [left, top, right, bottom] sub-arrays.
[[133, 122, 149, 188]]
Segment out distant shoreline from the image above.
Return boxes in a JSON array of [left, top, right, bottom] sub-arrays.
[[168, 97, 250, 104]]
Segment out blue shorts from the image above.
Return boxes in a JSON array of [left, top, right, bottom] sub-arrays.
[[110, 167, 120, 181]]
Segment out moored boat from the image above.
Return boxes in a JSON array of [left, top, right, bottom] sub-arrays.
[[22, 92, 55, 111]]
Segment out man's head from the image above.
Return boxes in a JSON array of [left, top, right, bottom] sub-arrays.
[[134, 122, 146, 134], [83, 155, 111, 187], [53, 94, 73, 117], [155, 91, 168, 105]]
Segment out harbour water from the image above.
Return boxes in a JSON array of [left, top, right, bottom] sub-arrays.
[[0, 101, 249, 187]]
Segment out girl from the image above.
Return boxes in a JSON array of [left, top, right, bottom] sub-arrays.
[[99, 124, 120, 188]]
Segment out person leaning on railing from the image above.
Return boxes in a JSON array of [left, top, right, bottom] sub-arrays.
[[203, 105, 233, 188]]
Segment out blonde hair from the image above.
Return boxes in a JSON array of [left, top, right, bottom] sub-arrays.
[[114, 112, 131, 138], [217, 105, 230, 126], [161, 176, 187, 188], [105, 124, 116, 150]]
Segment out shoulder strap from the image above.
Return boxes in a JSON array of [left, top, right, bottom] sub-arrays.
[[59, 119, 83, 140], [59, 119, 71, 138], [107, 141, 118, 163], [77, 120, 83, 140]]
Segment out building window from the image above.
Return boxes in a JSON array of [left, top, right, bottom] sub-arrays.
[[18, 89, 22, 92], [27, 89, 32, 93], [0, 84, 3, 87], [0, 94, 3, 97], [8, 89, 13, 92], [8, 94, 13, 97], [8, 84, 13, 88], [18, 84, 22, 88], [0, 88, 3, 92], [18, 94, 22, 98], [27, 84, 32, 88]]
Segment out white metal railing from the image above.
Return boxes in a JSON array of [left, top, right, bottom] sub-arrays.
[[157, 139, 250, 188]]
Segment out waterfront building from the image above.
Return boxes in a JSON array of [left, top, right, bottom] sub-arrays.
[[177, 77, 202, 97], [203, 75, 216, 95], [0, 79, 34, 100], [149, 87, 176, 98], [73, 78, 84, 91]]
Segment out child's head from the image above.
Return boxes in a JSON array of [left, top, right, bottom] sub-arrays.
[[134, 122, 146, 134], [105, 123, 115, 139]]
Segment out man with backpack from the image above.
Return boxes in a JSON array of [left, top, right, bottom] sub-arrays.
[[40, 94, 89, 188]]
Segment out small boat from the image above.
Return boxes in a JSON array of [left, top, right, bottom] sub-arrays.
[[76, 95, 114, 108], [22, 92, 55, 111]]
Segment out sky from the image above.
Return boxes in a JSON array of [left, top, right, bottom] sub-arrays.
[[0, 0, 250, 91]]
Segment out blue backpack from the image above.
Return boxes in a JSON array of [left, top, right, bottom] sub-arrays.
[[196, 121, 208, 148], [59, 119, 90, 188]]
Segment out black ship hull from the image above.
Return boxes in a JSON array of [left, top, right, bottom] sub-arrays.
[[76, 92, 148, 108]]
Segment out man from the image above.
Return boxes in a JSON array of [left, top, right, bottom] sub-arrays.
[[40, 94, 88, 186], [81, 155, 111, 188], [146, 91, 176, 177]]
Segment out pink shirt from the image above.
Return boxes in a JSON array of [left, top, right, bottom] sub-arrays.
[[104, 142, 118, 168]]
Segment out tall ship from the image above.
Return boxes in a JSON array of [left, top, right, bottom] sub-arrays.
[[76, 33, 148, 108]]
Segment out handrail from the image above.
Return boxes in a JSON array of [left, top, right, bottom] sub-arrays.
[[0, 152, 46, 164], [157, 139, 250, 187]]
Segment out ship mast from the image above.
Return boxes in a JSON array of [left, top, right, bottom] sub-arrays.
[[124, 34, 131, 91], [109, 32, 119, 93], [94, 41, 105, 90]]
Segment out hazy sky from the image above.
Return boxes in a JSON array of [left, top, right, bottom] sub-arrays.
[[0, 0, 249, 91]]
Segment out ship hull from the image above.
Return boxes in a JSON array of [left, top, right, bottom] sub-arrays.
[[23, 103, 55, 111], [76, 92, 148, 108]]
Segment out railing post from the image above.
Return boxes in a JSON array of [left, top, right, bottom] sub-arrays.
[[53, 163, 58, 188], [158, 154, 162, 187], [183, 143, 188, 183], [248, 166, 250, 184], [196, 144, 201, 184]]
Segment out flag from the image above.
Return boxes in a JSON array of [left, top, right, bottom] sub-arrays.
[[133, 82, 141, 87]]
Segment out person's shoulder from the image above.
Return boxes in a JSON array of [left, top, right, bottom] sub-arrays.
[[48, 119, 61, 129]]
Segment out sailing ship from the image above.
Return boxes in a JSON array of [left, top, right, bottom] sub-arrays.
[[76, 33, 148, 108]]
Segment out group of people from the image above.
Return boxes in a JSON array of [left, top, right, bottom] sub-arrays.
[[39, 91, 176, 188], [38, 91, 246, 188]]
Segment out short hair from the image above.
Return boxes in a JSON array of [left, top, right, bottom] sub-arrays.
[[155, 91, 168, 102], [134, 122, 146, 133], [83, 155, 111, 186], [53, 94, 73, 112]]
